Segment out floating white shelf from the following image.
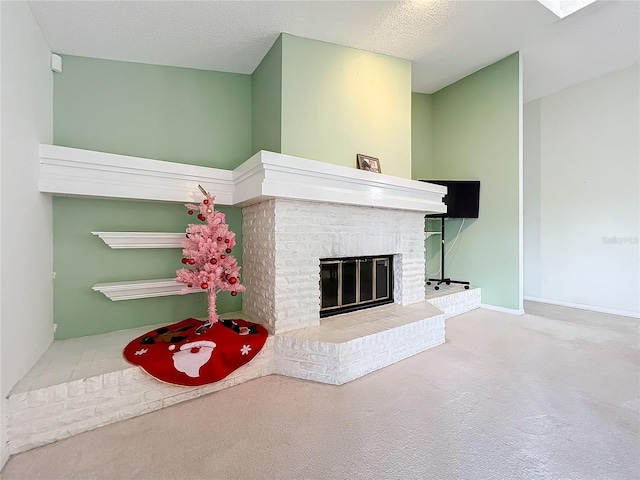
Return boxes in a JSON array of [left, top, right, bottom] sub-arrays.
[[92, 232, 185, 249], [92, 278, 200, 301]]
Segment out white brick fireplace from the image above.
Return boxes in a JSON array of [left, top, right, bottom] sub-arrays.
[[39, 145, 449, 335], [4, 146, 484, 458], [242, 199, 428, 333]]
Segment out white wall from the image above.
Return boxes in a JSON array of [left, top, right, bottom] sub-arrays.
[[0, 2, 3, 466], [0, 3, 3, 467], [0, 1, 54, 466], [524, 65, 640, 317]]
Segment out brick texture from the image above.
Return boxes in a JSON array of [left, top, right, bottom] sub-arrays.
[[5, 199, 483, 459], [4, 288, 481, 456], [427, 288, 481, 318], [273, 313, 446, 385], [6, 339, 275, 456], [242, 199, 427, 333]]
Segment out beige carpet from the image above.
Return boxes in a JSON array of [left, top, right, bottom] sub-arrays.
[[3, 304, 639, 480]]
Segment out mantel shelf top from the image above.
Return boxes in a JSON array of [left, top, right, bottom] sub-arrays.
[[39, 145, 447, 214]]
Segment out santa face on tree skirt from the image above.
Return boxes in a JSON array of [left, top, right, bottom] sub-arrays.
[[124, 318, 268, 386]]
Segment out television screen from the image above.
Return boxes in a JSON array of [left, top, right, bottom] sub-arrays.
[[420, 180, 480, 218]]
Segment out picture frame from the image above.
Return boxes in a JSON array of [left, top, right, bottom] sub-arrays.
[[356, 154, 381, 173]]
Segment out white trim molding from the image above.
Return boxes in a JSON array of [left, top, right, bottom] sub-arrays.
[[39, 145, 447, 214], [233, 151, 448, 213], [1, 397, 8, 470], [524, 296, 640, 319], [517, 52, 524, 314], [92, 278, 200, 301], [92, 232, 185, 249], [1, 444, 8, 471], [39, 145, 235, 205], [481, 303, 525, 315]]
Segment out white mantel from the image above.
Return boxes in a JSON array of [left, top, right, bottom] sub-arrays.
[[39, 145, 446, 213]]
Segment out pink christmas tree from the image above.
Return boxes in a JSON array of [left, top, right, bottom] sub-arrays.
[[176, 186, 245, 326]]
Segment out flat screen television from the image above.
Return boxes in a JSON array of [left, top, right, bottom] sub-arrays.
[[420, 180, 480, 218]]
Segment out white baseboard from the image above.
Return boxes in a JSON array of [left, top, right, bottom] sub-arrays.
[[1, 398, 8, 470], [480, 303, 525, 315], [524, 296, 640, 319], [1, 443, 9, 471]]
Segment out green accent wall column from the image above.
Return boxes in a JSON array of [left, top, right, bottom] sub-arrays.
[[431, 53, 521, 310], [411, 92, 433, 181], [412, 92, 441, 279], [252, 35, 282, 155], [53, 56, 252, 338], [280, 34, 412, 178]]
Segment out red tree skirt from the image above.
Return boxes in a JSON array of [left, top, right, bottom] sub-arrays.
[[123, 318, 268, 386]]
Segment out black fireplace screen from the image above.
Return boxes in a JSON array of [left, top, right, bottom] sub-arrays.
[[320, 256, 393, 317]]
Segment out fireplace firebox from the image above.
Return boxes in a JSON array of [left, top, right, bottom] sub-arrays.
[[320, 256, 394, 317]]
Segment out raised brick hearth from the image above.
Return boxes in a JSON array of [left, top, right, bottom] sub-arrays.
[[10, 146, 466, 461], [6, 287, 480, 456]]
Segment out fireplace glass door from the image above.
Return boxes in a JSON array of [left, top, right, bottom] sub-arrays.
[[320, 256, 393, 317]]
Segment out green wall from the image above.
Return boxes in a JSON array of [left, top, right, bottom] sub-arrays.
[[412, 92, 440, 278], [55, 55, 251, 168], [52, 44, 522, 337], [53, 56, 251, 338], [431, 53, 521, 310], [53, 198, 242, 339], [252, 35, 282, 154], [280, 34, 412, 178], [411, 92, 433, 181]]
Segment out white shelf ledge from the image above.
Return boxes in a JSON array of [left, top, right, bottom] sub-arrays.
[[39, 145, 235, 205], [92, 278, 199, 301], [40, 145, 447, 214], [92, 232, 185, 249]]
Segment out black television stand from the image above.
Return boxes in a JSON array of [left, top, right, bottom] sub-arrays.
[[425, 214, 470, 291]]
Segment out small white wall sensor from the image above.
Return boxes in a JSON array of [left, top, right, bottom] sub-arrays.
[[51, 53, 62, 73]]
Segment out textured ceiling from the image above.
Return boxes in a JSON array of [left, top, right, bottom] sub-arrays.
[[28, 0, 639, 102]]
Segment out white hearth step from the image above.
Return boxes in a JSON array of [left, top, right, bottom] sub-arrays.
[[274, 301, 448, 385], [426, 285, 482, 318]]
